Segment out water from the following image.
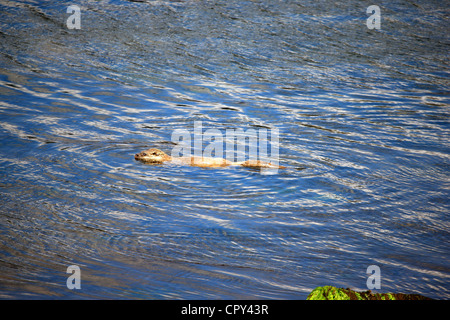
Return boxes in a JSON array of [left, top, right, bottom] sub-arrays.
[[0, 0, 449, 299]]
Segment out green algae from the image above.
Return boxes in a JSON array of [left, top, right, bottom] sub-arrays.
[[307, 286, 351, 300], [307, 286, 431, 300]]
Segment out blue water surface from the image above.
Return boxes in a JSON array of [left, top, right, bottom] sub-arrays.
[[0, 0, 449, 299]]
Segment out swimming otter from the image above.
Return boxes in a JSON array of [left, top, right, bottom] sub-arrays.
[[134, 148, 285, 169]]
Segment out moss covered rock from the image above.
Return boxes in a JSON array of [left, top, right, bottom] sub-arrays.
[[307, 286, 431, 300]]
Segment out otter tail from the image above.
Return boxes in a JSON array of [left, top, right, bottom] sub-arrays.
[[233, 160, 286, 169]]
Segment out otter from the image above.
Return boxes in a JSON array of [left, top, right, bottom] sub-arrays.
[[134, 148, 286, 169]]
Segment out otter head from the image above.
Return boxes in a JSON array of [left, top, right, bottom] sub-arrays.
[[134, 148, 171, 163]]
